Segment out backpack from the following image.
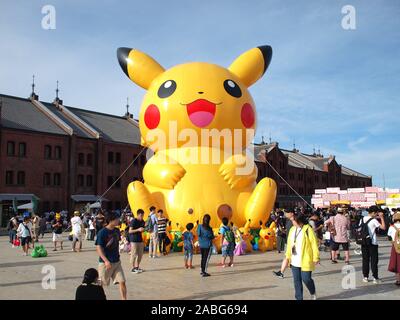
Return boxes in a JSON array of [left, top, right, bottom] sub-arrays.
[[7, 218, 15, 231], [223, 226, 235, 244], [356, 218, 374, 246], [144, 215, 155, 232], [393, 226, 400, 254]]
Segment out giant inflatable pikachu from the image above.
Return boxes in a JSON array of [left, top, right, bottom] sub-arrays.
[[117, 46, 277, 228]]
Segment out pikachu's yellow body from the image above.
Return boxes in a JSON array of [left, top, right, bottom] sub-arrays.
[[118, 46, 277, 228]]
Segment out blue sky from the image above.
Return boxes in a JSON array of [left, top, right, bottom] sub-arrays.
[[0, 0, 399, 187]]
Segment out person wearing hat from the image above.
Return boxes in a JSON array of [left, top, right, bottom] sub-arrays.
[[359, 205, 386, 284], [388, 212, 400, 285], [71, 211, 84, 252], [51, 213, 64, 251], [75, 268, 106, 300]]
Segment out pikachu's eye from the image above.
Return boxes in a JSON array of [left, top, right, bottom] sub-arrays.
[[158, 80, 177, 98], [224, 79, 242, 98]]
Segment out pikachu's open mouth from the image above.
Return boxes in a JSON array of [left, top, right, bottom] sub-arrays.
[[186, 99, 216, 128]]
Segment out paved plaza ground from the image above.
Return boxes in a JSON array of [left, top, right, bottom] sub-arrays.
[[0, 233, 399, 300]]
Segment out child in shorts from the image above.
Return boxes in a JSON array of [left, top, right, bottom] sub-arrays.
[[183, 223, 194, 269]]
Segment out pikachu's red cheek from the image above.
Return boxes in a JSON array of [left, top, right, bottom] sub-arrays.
[[144, 104, 160, 129], [241, 103, 255, 128]]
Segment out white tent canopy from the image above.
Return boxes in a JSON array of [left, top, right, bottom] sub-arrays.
[[89, 202, 101, 209], [17, 202, 33, 210]]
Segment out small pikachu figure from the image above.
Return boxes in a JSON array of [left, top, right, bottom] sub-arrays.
[[117, 46, 277, 229]]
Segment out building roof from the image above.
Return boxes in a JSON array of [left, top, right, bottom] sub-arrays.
[[0, 93, 141, 145], [42, 102, 94, 138], [253, 143, 370, 178], [341, 166, 370, 178], [0, 94, 67, 135], [251, 142, 277, 162], [281, 149, 325, 172], [66, 106, 141, 145]]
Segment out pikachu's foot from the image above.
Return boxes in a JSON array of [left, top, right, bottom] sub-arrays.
[[127, 181, 154, 216], [244, 177, 277, 228]]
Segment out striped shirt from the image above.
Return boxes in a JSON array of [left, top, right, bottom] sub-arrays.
[[157, 217, 167, 234]]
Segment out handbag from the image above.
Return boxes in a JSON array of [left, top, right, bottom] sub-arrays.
[[13, 237, 21, 246], [323, 231, 331, 240]]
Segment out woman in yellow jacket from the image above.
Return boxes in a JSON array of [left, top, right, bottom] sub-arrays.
[[286, 214, 320, 300]]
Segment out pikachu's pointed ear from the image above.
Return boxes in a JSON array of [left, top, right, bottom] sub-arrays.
[[117, 47, 165, 90], [228, 46, 272, 87]]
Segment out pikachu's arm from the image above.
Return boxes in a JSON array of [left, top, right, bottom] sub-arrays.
[[143, 152, 186, 189], [219, 153, 257, 190]]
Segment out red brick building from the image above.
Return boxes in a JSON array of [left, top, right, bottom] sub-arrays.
[[0, 92, 373, 227], [0, 93, 145, 227], [254, 141, 372, 208]]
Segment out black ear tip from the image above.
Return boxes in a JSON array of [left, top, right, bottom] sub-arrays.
[[257, 45, 273, 74], [117, 47, 132, 77]]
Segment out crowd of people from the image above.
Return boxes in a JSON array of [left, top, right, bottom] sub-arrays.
[[6, 204, 400, 300], [271, 205, 400, 299]]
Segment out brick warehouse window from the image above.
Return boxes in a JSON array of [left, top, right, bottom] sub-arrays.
[[43, 173, 51, 186], [6, 171, 14, 185], [116, 152, 121, 164], [87, 154, 93, 167], [54, 173, 61, 186], [115, 177, 121, 188], [55, 146, 62, 160], [86, 175, 93, 187], [78, 175, 84, 187], [17, 171, 25, 185], [108, 152, 114, 164], [19, 143, 26, 157], [107, 176, 114, 188], [44, 145, 52, 159], [78, 153, 84, 166], [7, 141, 15, 156]]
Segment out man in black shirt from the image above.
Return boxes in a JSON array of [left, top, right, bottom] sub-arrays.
[[129, 209, 145, 273], [52, 213, 64, 251], [96, 212, 127, 300]]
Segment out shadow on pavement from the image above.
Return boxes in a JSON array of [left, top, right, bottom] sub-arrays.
[[180, 285, 278, 300], [0, 276, 82, 287], [210, 265, 278, 277], [320, 282, 399, 300], [0, 260, 64, 268]]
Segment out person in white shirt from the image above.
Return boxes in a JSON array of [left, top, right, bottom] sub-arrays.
[[71, 211, 84, 252], [89, 217, 96, 241], [17, 217, 33, 256], [387, 213, 400, 286], [359, 206, 386, 284]]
